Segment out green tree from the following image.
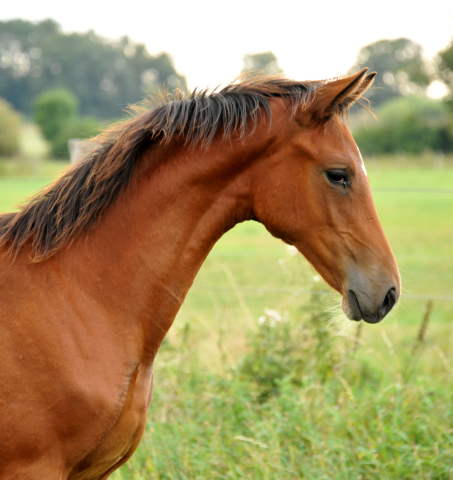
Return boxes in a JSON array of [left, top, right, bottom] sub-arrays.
[[438, 37, 453, 107], [350, 38, 431, 107], [0, 98, 21, 156], [0, 19, 187, 118], [353, 95, 453, 154], [51, 116, 100, 159], [34, 88, 78, 142], [33, 88, 102, 159], [242, 52, 283, 75]]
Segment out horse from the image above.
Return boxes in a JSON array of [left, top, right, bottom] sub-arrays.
[[0, 68, 400, 479]]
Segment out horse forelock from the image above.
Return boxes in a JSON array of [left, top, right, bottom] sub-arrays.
[[0, 76, 326, 261]]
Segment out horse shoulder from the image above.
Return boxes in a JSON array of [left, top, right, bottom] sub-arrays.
[[0, 251, 153, 478]]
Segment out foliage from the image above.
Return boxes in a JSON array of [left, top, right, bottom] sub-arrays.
[[0, 19, 187, 118], [238, 292, 339, 402], [438, 36, 453, 107], [350, 38, 432, 107], [242, 51, 283, 75], [111, 289, 453, 479], [33, 88, 102, 159], [112, 369, 453, 479], [50, 116, 101, 159], [0, 97, 21, 156], [354, 95, 453, 154], [33, 88, 78, 142]]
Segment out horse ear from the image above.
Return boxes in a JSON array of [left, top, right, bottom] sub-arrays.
[[309, 68, 376, 120]]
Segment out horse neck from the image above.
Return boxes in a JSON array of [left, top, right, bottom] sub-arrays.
[[58, 139, 261, 361]]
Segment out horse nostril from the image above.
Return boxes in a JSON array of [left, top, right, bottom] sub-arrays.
[[380, 287, 397, 320]]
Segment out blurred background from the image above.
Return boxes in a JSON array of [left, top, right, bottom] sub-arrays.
[[1, 2, 453, 478]]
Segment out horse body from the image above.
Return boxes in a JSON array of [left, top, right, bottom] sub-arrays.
[[0, 252, 145, 478], [0, 69, 400, 478], [0, 115, 281, 478]]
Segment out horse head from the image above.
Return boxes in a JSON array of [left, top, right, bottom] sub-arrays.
[[252, 69, 400, 323]]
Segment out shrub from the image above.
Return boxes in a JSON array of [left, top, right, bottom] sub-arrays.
[[354, 96, 453, 154], [237, 288, 340, 402], [0, 98, 21, 156], [34, 88, 78, 142], [51, 116, 100, 159]]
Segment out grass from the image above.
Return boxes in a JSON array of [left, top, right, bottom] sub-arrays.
[[1, 127, 453, 478]]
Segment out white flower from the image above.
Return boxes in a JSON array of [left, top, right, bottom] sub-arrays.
[[286, 245, 298, 256], [258, 308, 287, 327], [263, 308, 282, 323]]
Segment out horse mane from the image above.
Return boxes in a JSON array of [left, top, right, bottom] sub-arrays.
[[0, 76, 323, 261]]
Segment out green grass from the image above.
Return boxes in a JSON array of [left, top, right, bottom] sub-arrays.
[[115, 372, 453, 479], [1, 128, 453, 478]]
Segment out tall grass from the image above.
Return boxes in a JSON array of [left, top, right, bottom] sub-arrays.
[[113, 267, 453, 479]]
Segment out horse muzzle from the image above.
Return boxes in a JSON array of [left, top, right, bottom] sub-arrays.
[[342, 285, 399, 324]]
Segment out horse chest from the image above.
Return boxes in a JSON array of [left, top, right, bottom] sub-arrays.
[[68, 363, 154, 480], [0, 288, 153, 479]]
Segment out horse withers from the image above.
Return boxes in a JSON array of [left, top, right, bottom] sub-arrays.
[[0, 68, 400, 479]]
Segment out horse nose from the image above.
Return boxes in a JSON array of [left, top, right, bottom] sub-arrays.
[[343, 285, 399, 324], [379, 287, 397, 321]]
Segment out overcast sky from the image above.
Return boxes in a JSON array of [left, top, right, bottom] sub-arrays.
[[2, 0, 453, 92]]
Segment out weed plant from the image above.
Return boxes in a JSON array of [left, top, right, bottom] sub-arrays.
[[237, 288, 339, 402], [113, 265, 453, 479]]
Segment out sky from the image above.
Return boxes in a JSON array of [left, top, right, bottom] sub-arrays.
[[2, 0, 453, 93]]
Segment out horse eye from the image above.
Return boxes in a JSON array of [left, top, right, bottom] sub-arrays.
[[326, 170, 349, 186]]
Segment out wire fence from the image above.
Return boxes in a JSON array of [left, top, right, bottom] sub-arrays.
[[189, 183, 453, 304], [3, 178, 452, 303], [372, 187, 453, 194], [190, 286, 453, 302]]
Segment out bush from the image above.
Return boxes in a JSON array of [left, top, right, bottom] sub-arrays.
[[237, 288, 340, 402], [33, 89, 102, 159], [354, 96, 453, 154], [0, 98, 21, 156], [51, 116, 101, 159], [34, 88, 78, 142]]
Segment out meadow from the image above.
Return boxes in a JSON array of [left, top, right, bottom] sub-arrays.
[[1, 127, 452, 479]]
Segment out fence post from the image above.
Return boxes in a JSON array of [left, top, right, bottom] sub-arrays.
[[68, 138, 98, 164]]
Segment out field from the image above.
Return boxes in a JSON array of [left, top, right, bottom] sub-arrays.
[[1, 127, 453, 479]]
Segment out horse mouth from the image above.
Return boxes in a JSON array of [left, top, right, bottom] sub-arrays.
[[342, 288, 397, 324], [342, 290, 362, 322]]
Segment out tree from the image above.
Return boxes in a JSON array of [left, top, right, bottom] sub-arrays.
[[34, 88, 78, 142], [0, 19, 187, 118], [0, 98, 21, 156], [350, 38, 431, 107], [438, 37, 453, 107], [51, 116, 100, 159], [33, 88, 101, 159], [353, 95, 453, 154], [242, 52, 283, 75]]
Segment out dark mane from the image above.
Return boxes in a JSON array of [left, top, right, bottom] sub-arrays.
[[0, 76, 321, 261]]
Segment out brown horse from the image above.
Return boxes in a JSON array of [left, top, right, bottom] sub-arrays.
[[0, 68, 399, 479]]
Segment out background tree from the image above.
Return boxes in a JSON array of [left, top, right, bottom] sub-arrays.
[[353, 95, 453, 154], [50, 116, 100, 159], [0, 19, 187, 118], [33, 88, 78, 142], [350, 38, 432, 107], [0, 98, 21, 156], [437, 37, 453, 106], [34, 88, 101, 159], [242, 52, 283, 75]]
